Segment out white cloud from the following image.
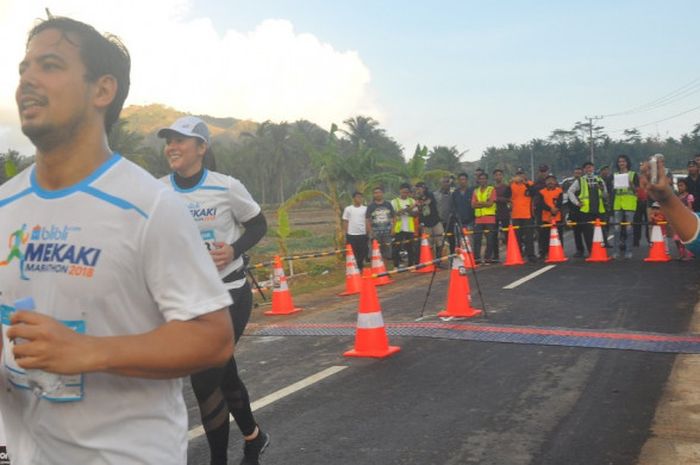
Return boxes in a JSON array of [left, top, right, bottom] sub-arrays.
[[0, 0, 381, 154]]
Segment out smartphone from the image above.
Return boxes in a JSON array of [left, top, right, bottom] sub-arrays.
[[649, 153, 664, 184]]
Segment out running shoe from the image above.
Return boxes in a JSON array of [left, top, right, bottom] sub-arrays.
[[239, 431, 270, 465]]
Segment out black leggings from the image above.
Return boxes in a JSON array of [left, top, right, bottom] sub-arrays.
[[191, 282, 256, 465]]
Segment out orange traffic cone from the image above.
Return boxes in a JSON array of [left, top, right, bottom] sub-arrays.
[[344, 269, 401, 358], [437, 249, 482, 318], [338, 244, 362, 296], [644, 224, 671, 262], [370, 239, 392, 286], [586, 219, 611, 262], [459, 229, 478, 269], [504, 224, 525, 266], [545, 224, 568, 263], [265, 256, 302, 315], [414, 234, 436, 273]]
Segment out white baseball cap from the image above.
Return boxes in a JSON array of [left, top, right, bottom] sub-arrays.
[[157, 116, 210, 144]]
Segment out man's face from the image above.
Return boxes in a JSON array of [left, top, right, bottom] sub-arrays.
[[689, 164, 698, 176], [415, 185, 425, 196], [695, 156, 700, 166], [458, 176, 468, 188], [477, 175, 487, 187], [16, 28, 95, 150], [584, 165, 595, 175], [440, 177, 450, 190], [353, 194, 363, 205], [399, 187, 410, 199], [545, 177, 556, 189], [372, 189, 383, 202], [493, 171, 503, 184], [574, 168, 583, 178], [600, 167, 610, 177]]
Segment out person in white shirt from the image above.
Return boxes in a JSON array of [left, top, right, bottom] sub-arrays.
[[342, 192, 369, 271], [1, 16, 233, 465], [157, 116, 270, 465]]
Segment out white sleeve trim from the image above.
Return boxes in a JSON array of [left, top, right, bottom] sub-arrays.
[[681, 214, 700, 245]]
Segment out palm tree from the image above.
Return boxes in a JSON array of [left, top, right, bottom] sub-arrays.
[[426, 145, 468, 173], [385, 144, 452, 187]]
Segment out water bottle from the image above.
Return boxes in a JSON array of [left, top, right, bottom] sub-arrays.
[[13, 297, 64, 397]]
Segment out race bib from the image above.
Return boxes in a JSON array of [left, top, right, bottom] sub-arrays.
[[1, 305, 85, 402], [201, 229, 216, 251]]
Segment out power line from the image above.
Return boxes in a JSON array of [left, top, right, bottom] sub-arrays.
[[608, 103, 700, 134], [602, 76, 700, 117]]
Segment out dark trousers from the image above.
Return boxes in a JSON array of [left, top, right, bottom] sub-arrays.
[[191, 283, 257, 465], [346, 234, 369, 271], [473, 222, 497, 260], [511, 218, 535, 259], [580, 212, 604, 253], [392, 231, 417, 267], [539, 223, 565, 257], [570, 208, 585, 253], [494, 217, 510, 259], [633, 202, 649, 247]]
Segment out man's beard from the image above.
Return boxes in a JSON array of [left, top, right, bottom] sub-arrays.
[[22, 115, 83, 153]]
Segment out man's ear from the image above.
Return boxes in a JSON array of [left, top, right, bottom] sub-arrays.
[[93, 74, 118, 111]]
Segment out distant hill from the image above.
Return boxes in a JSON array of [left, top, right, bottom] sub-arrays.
[[120, 104, 260, 145]]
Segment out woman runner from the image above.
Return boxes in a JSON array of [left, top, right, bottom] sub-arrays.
[[157, 116, 269, 465]]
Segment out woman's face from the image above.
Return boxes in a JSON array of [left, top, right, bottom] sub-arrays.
[[164, 134, 206, 177], [617, 157, 628, 170]]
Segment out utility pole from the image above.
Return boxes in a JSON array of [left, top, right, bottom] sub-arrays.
[[529, 144, 535, 180], [584, 115, 603, 164]]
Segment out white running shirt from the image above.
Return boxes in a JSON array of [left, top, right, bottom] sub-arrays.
[[342, 205, 368, 235], [161, 170, 261, 289], [0, 154, 232, 465]]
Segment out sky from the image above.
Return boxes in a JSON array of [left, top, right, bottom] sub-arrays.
[[1, 0, 699, 161]]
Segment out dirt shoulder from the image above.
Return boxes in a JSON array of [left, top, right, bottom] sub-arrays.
[[637, 300, 700, 465]]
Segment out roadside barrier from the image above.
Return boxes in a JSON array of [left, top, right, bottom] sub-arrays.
[[437, 249, 482, 319], [370, 239, 393, 286], [343, 269, 401, 359], [545, 226, 568, 264], [645, 225, 671, 263], [338, 244, 362, 296], [586, 219, 612, 263], [264, 256, 303, 316]]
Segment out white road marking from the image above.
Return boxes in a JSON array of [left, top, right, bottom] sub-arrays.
[[188, 365, 348, 440], [414, 315, 430, 321], [503, 265, 557, 290]]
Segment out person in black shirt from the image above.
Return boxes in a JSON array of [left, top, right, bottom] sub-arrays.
[[415, 182, 444, 258], [365, 187, 395, 260], [447, 172, 474, 253]]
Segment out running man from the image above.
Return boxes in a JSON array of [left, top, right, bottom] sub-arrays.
[[1, 16, 233, 465]]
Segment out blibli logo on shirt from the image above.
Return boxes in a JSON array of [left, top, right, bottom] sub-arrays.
[[0, 224, 101, 280], [187, 201, 217, 222]]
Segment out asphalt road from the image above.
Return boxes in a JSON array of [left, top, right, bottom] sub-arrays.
[[186, 235, 700, 465]]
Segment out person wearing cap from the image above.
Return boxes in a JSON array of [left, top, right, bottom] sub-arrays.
[[611, 155, 639, 259], [2, 16, 233, 465], [158, 116, 270, 465]]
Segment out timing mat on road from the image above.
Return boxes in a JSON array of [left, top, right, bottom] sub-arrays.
[[247, 322, 700, 354]]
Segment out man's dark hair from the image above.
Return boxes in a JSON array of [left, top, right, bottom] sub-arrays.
[[492, 169, 503, 175], [399, 183, 412, 190], [616, 154, 632, 170], [545, 174, 557, 181], [478, 173, 488, 179], [582, 162, 594, 168], [373, 186, 384, 192], [352, 191, 363, 197], [27, 16, 131, 134], [457, 172, 468, 179], [688, 160, 698, 168]]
